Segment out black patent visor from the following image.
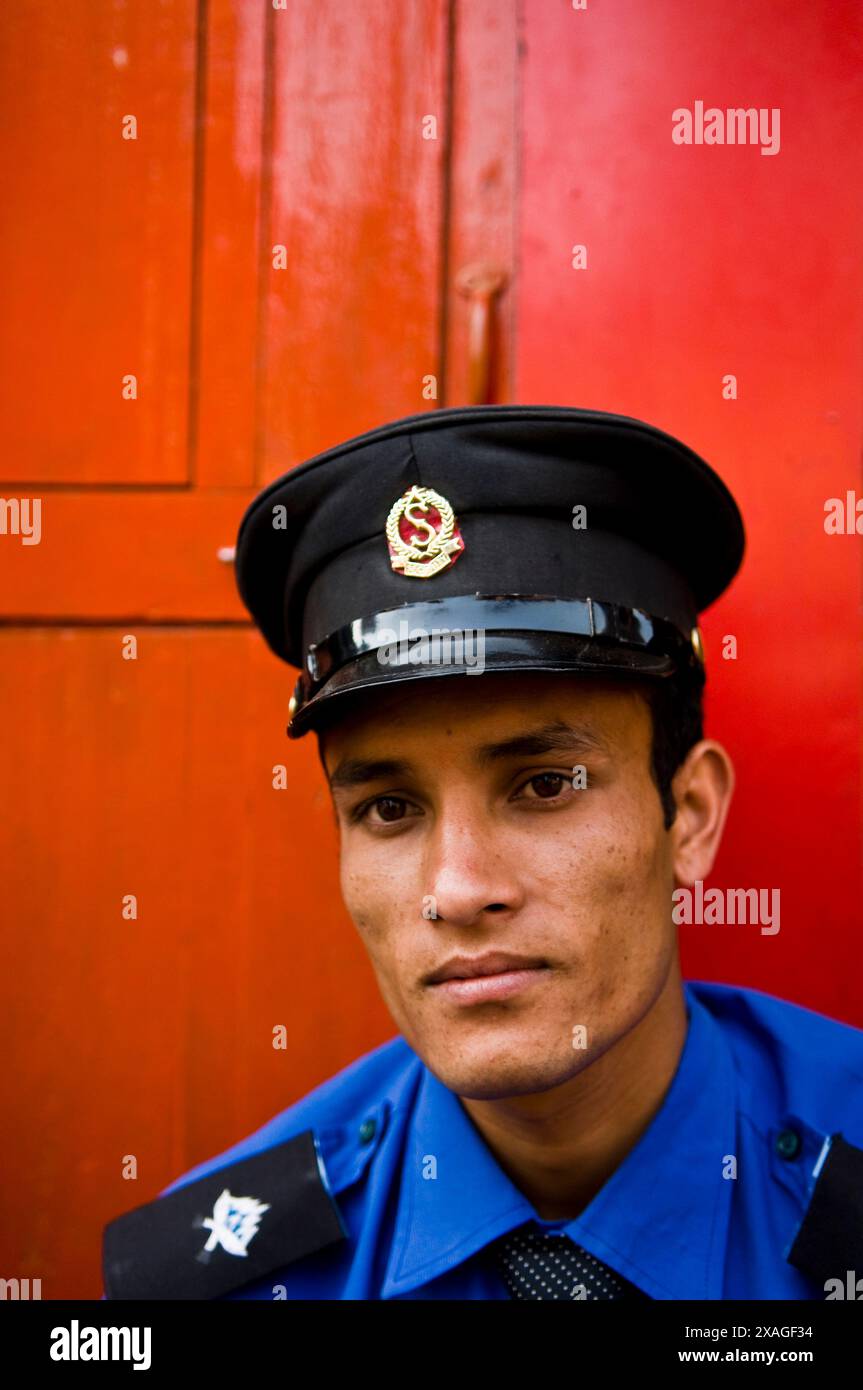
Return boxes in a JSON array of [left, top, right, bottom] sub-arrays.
[[291, 594, 698, 728]]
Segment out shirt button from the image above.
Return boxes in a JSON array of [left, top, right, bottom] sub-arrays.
[[359, 1117, 377, 1145], [776, 1128, 801, 1160]]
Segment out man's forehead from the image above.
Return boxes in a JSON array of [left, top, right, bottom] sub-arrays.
[[321, 675, 649, 780]]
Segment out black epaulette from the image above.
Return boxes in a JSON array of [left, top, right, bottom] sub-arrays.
[[103, 1129, 348, 1299], [787, 1133, 863, 1289]]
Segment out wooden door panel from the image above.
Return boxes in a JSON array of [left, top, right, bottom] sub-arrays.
[[444, 0, 518, 404], [0, 491, 254, 620], [259, 0, 451, 478], [0, 0, 199, 485], [195, 0, 268, 490]]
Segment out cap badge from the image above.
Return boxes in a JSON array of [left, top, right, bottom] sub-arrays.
[[385, 484, 464, 579]]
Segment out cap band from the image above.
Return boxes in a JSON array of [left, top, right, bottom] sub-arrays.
[[293, 594, 698, 714]]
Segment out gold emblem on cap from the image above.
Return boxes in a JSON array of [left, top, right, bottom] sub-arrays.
[[691, 626, 705, 664], [385, 484, 464, 579]]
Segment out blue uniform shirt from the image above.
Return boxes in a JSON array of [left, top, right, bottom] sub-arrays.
[[156, 980, 863, 1300]]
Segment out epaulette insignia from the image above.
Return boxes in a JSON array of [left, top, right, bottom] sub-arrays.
[[103, 1129, 348, 1299]]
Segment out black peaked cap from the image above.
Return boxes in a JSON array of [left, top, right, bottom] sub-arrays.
[[234, 404, 745, 737]]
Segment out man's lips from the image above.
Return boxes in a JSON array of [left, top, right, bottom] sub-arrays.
[[425, 951, 549, 985], [424, 952, 550, 1003]]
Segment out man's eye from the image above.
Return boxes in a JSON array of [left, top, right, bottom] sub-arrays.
[[518, 772, 579, 801], [358, 796, 413, 825]]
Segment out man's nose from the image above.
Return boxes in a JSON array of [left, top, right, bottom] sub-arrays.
[[422, 799, 524, 927]]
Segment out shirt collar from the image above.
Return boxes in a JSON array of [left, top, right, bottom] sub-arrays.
[[381, 982, 736, 1299]]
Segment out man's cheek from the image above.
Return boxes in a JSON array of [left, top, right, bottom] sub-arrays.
[[592, 810, 666, 898], [565, 834, 668, 979], [340, 871, 403, 983], [340, 858, 380, 925]]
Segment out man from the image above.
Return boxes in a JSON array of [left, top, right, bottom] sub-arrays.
[[103, 405, 863, 1300]]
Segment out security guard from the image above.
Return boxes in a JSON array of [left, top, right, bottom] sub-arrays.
[[103, 405, 863, 1300]]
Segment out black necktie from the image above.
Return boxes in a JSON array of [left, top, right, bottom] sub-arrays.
[[490, 1223, 647, 1300]]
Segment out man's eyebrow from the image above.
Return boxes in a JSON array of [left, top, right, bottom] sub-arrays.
[[327, 725, 608, 788], [327, 757, 413, 792], [475, 721, 609, 764]]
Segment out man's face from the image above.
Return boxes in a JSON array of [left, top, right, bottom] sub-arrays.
[[321, 672, 679, 1100]]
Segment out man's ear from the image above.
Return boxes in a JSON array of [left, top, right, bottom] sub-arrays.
[[669, 739, 735, 885]]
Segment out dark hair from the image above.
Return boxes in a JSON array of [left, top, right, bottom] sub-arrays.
[[639, 661, 706, 830], [314, 662, 706, 831]]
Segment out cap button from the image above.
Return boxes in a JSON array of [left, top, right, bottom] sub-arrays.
[[358, 1117, 377, 1145], [775, 1128, 801, 1160]]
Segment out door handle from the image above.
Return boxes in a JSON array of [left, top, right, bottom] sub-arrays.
[[455, 263, 508, 405]]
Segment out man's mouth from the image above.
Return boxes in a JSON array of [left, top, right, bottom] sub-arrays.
[[424, 952, 550, 1004]]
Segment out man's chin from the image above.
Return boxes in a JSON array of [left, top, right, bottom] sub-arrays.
[[418, 1035, 589, 1101]]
